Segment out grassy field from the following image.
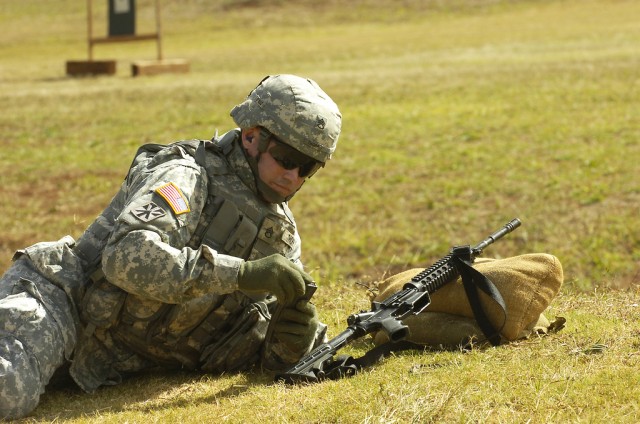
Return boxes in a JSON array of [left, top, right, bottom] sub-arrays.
[[1, 0, 639, 422]]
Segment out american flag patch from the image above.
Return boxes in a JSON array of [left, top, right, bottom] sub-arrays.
[[156, 182, 190, 215]]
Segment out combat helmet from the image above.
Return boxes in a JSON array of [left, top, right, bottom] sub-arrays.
[[230, 74, 342, 163]]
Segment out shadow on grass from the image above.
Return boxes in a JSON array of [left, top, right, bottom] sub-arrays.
[[28, 367, 272, 421]]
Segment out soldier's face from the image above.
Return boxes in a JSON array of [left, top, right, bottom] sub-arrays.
[[258, 142, 306, 198], [242, 129, 306, 198]]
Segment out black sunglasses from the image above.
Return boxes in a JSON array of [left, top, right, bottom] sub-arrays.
[[264, 134, 324, 178], [268, 147, 324, 178]]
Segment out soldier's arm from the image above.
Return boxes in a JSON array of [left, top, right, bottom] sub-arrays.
[[101, 153, 243, 304]]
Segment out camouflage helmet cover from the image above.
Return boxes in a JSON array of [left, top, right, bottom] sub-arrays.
[[230, 74, 342, 162]]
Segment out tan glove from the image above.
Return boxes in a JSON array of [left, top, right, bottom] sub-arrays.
[[237, 254, 311, 305]]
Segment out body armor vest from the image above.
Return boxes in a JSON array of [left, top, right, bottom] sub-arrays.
[[78, 135, 301, 372]]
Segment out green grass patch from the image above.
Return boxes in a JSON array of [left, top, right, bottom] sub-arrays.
[[1, 0, 640, 421]]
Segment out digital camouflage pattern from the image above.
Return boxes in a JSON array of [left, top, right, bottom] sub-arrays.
[[230, 74, 342, 163], [0, 256, 77, 419], [0, 129, 324, 419]]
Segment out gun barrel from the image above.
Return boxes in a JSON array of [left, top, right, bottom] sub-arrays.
[[472, 218, 521, 255]]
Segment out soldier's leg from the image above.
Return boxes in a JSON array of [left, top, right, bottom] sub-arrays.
[[0, 258, 75, 420]]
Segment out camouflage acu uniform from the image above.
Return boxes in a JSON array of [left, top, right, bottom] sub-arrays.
[[0, 130, 321, 419]]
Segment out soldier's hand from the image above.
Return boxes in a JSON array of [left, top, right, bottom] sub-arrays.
[[272, 300, 320, 354], [237, 254, 310, 305]]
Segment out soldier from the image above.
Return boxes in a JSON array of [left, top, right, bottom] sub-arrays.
[[0, 74, 342, 419]]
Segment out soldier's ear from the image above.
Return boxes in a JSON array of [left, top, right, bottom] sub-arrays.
[[242, 127, 259, 144], [242, 128, 260, 155]]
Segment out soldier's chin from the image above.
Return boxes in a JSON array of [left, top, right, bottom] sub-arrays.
[[258, 182, 288, 203], [273, 185, 293, 197]]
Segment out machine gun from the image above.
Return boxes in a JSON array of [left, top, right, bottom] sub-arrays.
[[275, 218, 521, 384]]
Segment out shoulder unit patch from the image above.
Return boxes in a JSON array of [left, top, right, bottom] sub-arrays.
[[156, 182, 191, 215], [132, 202, 166, 222]]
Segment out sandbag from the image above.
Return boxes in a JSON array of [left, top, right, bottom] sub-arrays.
[[372, 253, 563, 346]]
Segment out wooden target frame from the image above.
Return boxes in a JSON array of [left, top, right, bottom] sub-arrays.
[[66, 0, 188, 77]]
